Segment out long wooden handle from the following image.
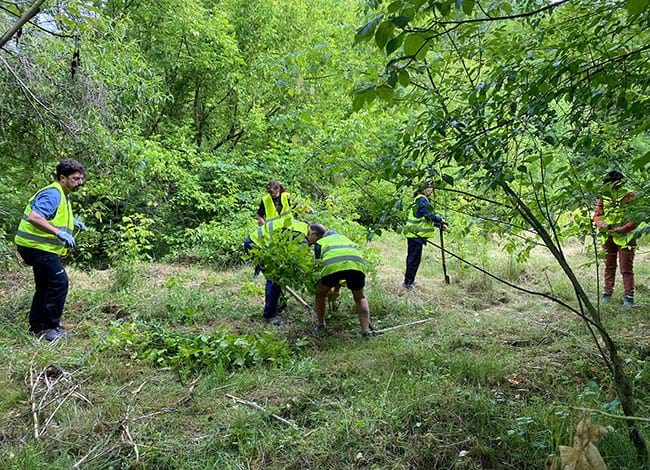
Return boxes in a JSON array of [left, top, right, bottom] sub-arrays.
[[439, 225, 450, 284]]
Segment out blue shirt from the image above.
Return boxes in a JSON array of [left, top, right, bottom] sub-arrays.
[[414, 196, 443, 225], [30, 188, 64, 220]]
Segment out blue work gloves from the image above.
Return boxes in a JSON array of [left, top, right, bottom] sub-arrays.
[[73, 218, 87, 231], [57, 231, 76, 248]]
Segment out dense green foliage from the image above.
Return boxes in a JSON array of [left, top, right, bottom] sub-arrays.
[[1, 0, 649, 467], [106, 322, 293, 377], [354, 0, 650, 244], [0, 0, 400, 268]]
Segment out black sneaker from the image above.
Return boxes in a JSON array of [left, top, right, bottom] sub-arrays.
[[264, 315, 290, 326], [362, 325, 382, 339], [42, 327, 72, 342]]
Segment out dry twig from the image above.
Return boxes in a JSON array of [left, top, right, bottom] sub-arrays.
[[226, 393, 298, 428]]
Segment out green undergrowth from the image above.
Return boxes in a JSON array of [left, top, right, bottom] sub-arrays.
[[104, 322, 294, 377], [0, 234, 648, 469]]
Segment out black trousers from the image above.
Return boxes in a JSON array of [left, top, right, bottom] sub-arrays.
[[17, 246, 68, 333], [404, 237, 427, 285]]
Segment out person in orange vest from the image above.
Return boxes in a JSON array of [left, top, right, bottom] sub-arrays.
[[15, 160, 87, 341], [593, 170, 638, 307]]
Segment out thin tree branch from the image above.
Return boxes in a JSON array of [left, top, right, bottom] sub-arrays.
[[0, 0, 46, 48], [434, 0, 572, 27]]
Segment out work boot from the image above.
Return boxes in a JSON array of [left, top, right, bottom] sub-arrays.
[[602, 293, 611, 303], [42, 327, 72, 342], [623, 295, 635, 308]]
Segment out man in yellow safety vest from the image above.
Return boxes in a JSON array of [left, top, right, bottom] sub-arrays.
[[15, 159, 87, 341], [307, 223, 377, 338]]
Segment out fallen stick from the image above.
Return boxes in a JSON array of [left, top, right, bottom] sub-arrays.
[[29, 365, 39, 440], [40, 383, 82, 437], [226, 393, 297, 428], [373, 317, 437, 334]]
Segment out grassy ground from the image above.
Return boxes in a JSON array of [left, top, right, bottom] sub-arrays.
[[0, 232, 648, 469]]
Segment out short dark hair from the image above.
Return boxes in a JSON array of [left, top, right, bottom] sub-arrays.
[[603, 170, 624, 185], [56, 159, 85, 178], [413, 180, 433, 197], [308, 223, 326, 239]]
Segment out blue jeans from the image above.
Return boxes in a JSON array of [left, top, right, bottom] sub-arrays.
[[17, 246, 69, 333]]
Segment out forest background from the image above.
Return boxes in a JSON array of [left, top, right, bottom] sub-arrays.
[[1, 0, 649, 468]]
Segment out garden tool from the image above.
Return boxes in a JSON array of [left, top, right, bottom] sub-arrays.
[[439, 225, 450, 284]]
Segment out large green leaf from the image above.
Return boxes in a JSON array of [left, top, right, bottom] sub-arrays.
[[462, 0, 475, 15], [632, 151, 650, 170], [375, 21, 395, 50], [403, 33, 427, 57], [391, 15, 411, 28], [375, 85, 394, 102], [398, 69, 410, 86], [355, 14, 384, 43], [386, 32, 406, 55]]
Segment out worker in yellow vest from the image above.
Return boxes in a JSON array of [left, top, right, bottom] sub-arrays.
[[593, 170, 639, 307], [307, 223, 377, 338], [15, 160, 87, 341], [403, 182, 447, 290], [244, 218, 309, 325], [256, 180, 294, 226]]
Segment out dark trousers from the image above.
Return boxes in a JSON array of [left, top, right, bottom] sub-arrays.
[[246, 237, 285, 318], [17, 246, 69, 333], [603, 237, 635, 297], [264, 279, 282, 319], [404, 237, 427, 285]]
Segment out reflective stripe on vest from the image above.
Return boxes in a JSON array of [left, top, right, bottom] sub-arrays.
[[317, 233, 365, 278], [262, 192, 292, 222], [15, 182, 74, 256], [250, 219, 277, 247], [323, 255, 366, 266], [249, 218, 307, 248], [405, 195, 436, 238]]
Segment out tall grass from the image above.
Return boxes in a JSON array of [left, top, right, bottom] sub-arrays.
[[0, 232, 648, 468]]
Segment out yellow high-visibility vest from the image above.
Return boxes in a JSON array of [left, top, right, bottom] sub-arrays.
[[405, 195, 437, 238], [316, 233, 365, 278], [262, 192, 292, 222], [15, 182, 74, 256]]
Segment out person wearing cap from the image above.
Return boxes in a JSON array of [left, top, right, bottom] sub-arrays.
[[15, 159, 87, 341], [593, 170, 638, 307], [307, 223, 376, 338], [403, 183, 447, 290]]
